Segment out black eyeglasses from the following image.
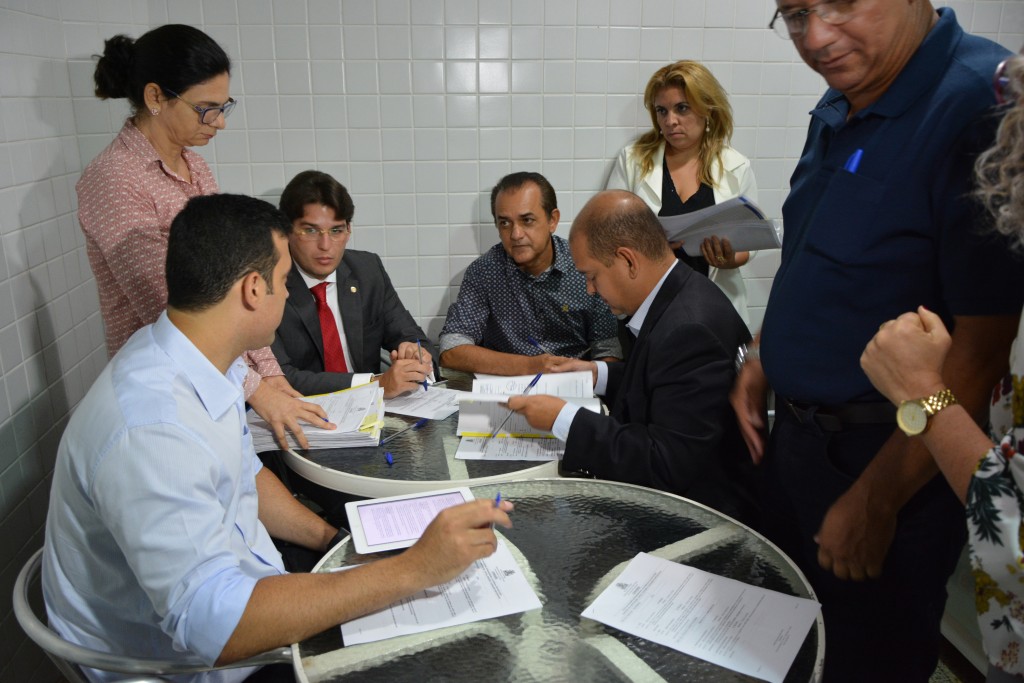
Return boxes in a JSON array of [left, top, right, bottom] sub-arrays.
[[769, 0, 858, 40], [162, 88, 237, 125]]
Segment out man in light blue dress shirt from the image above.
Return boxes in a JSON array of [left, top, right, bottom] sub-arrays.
[[41, 194, 513, 682]]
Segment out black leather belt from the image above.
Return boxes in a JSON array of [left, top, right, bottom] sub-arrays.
[[782, 398, 896, 432]]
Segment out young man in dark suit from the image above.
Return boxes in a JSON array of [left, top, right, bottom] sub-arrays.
[[508, 190, 756, 523], [271, 171, 432, 398]]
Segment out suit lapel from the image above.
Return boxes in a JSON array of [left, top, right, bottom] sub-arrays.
[[287, 267, 325, 360], [336, 256, 364, 366], [612, 264, 690, 417]]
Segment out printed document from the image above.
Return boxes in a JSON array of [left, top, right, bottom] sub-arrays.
[[340, 541, 542, 645], [582, 553, 819, 683], [248, 383, 384, 451], [385, 386, 461, 420], [455, 435, 563, 461], [658, 196, 783, 256], [456, 394, 601, 437], [472, 371, 594, 397]]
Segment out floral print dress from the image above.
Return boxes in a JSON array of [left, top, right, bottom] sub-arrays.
[[968, 324, 1024, 676]]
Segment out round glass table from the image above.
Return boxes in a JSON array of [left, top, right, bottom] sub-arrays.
[[294, 479, 824, 682], [281, 370, 560, 497]]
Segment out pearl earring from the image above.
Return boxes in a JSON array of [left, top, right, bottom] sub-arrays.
[[705, 120, 710, 133], [151, 108, 159, 115]]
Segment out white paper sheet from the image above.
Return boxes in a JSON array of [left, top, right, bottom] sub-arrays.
[[455, 436, 563, 461], [384, 387, 461, 420], [582, 552, 819, 683], [340, 541, 542, 645], [455, 394, 601, 437], [472, 371, 594, 397], [248, 383, 383, 451], [656, 196, 784, 256]]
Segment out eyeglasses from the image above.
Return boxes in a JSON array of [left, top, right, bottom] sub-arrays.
[[294, 225, 351, 242], [162, 87, 237, 124], [769, 0, 858, 40]]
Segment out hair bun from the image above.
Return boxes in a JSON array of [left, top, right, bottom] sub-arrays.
[[93, 34, 135, 99]]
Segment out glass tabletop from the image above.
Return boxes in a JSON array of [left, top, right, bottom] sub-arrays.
[[278, 370, 559, 496], [294, 478, 824, 682]]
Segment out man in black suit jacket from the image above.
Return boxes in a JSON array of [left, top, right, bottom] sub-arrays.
[[271, 171, 433, 398], [509, 190, 756, 522]]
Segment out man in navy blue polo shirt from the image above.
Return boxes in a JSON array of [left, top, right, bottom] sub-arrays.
[[732, 2, 1021, 681]]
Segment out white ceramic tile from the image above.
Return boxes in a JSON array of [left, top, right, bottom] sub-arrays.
[[376, 0, 411, 24], [446, 26, 477, 59], [577, 27, 609, 59], [447, 161, 479, 192], [346, 95, 381, 129], [243, 94, 281, 129], [479, 26, 510, 59], [411, 0, 444, 25], [446, 0, 477, 24], [307, 26, 343, 60], [479, 62, 509, 93], [511, 94, 543, 126], [413, 95, 446, 127], [607, 61, 640, 94], [416, 194, 448, 223], [639, 27, 673, 61], [379, 95, 413, 128], [511, 62, 543, 93], [349, 130, 382, 161], [446, 129, 478, 159], [542, 94, 573, 127], [511, 26, 544, 59], [276, 61, 310, 95], [446, 62, 477, 93], [412, 26, 444, 59], [510, 128, 542, 159], [608, 27, 640, 60], [315, 129, 349, 162], [412, 62, 445, 94], [241, 61, 278, 94], [416, 161, 448, 192], [641, 0, 674, 25], [282, 129, 315, 161], [382, 161, 415, 193], [278, 95, 314, 128], [377, 26, 412, 60], [511, 0, 544, 25], [414, 128, 446, 160], [274, 25, 309, 60], [541, 127, 573, 158], [575, 61, 606, 93], [545, 0, 576, 26], [446, 95, 479, 127], [544, 27, 576, 59], [343, 61, 378, 94], [704, 0, 736, 27], [479, 0, 511, 25], [972, 1, 1003, 33], [476, 95, 508, 127], [384, 196, 416, 226], [610, 0, 643, 26], [313, 95, 347, 128], [341, 0, 375, 24], [479, 128, 510, 158], [342, 25, 376, 59], [381, 128, 414, 160]]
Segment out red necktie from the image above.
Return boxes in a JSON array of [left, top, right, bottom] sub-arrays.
[[310, 282, 348, 373]]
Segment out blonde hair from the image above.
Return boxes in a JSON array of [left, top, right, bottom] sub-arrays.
[[976, 56, 1024, 249], [632, 61, 735, 186]]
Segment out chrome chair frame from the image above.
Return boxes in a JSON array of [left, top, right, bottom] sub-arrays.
[[14, 548, 291, 682]]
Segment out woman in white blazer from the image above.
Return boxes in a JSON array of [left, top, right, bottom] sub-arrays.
[[607, 60, 757, 326]]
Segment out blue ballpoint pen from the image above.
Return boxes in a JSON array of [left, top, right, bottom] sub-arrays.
[[486, 372, 543, 443], [526, 336, 552, 355], [416, 339, 429, 392], [380, 417, 428, 446]]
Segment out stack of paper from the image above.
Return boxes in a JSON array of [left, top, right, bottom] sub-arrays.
[[248, 382, 385, 452], [456, 371, 599, 439], [384, 386, 461, 420], [658, 196, 783, 256]]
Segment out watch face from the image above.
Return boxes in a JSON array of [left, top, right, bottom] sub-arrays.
[[897, 401, 928, 436]]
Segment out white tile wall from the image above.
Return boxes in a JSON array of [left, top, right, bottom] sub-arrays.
[[0, 1, 1019, 679]]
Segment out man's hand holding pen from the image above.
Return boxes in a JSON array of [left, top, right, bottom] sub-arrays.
[[505, 394, 567, 432]]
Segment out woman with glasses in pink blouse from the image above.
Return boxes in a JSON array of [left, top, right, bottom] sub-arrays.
[[78, 24, 329, 449]]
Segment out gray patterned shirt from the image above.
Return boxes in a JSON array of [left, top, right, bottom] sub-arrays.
[[440, 235, 621, 359]]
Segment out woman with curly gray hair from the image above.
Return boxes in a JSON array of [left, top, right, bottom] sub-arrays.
[[860, 53, 1024, 683]]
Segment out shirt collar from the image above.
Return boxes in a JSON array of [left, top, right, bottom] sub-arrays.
[[627, 261, 677, 337], [811, 8, 960, 127], [116, 118, 203, 182], [151, 312, 246, 421], [295, 264, 337, 289], [503, 234, 570, 279]]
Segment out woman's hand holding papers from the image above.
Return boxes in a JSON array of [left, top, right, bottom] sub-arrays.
[[700, 236, 749, 269], [398, 499, 514, 587]]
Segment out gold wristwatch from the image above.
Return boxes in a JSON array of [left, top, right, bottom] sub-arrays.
[[896, 389, 957, 436]]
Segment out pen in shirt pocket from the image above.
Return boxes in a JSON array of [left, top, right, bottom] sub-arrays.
[[843, 149, 864, 174]]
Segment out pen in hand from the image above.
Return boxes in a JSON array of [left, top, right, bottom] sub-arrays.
[[485, 372, 543, 448], [380, 417, 429, 446], [416, 339, 429, 392]]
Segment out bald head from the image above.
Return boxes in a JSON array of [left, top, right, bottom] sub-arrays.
[[570, 190, 673, 265]]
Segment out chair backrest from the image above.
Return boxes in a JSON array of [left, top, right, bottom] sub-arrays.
[[14, 548, 292, 681]]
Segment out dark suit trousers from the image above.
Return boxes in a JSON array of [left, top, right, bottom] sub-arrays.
[[761, 406, 965, 683]]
